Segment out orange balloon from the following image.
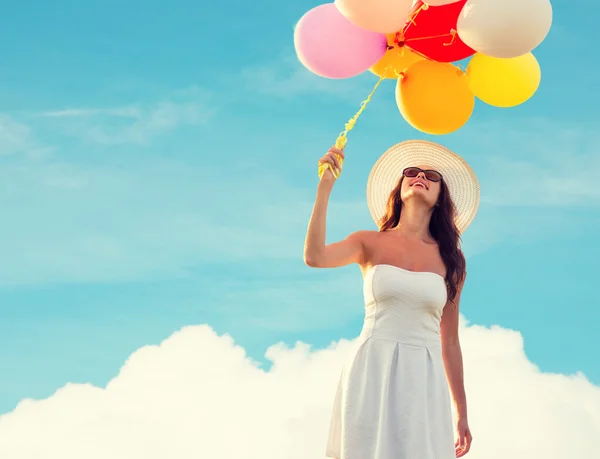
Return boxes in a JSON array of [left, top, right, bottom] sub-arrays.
[[370, 34, 423, 79], [396, 60, 474, 135]]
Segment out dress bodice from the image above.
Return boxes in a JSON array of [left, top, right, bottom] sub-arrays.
[[360, 264, 448, 348]]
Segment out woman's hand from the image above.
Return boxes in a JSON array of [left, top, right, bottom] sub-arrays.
[[318, 146, 344, 182], [455, 417, 472, 457]]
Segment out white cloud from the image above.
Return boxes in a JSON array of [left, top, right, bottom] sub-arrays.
[[37, 107, 142, 119], [0, 114, 52, 159], [0, 115, 34, 155], [241, 53, 376, 102], [458, 118, 600, 207], [34, 86, 213, 146], [0, 321, 598, 458]]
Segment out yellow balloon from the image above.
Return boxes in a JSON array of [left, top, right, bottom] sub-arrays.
[[370, 34, 423, 79], [396, 60, 474, 135], [467, 52, 541, 108]]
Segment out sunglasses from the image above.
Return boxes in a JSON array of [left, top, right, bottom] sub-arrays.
[[402, 167, 443, 183]]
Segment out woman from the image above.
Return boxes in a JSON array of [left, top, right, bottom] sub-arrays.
[[304, 140, 479, 459]]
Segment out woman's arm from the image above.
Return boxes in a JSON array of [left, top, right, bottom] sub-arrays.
[[441, 287, 467, 418], [440, 278, 473, 456], [303, 147, 365, 268]]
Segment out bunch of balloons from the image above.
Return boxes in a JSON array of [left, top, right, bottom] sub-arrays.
[[294, 0, 552, 135]]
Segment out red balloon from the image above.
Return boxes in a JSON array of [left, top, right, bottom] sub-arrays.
[[402, 0, 475, 63]]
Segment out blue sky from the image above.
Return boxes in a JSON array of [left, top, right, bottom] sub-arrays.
[[0, 0, 598, 420]]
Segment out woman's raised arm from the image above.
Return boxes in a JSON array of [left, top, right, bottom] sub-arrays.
[[303, 146, 366, 268]]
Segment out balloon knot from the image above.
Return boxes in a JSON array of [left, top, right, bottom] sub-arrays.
[[393, 31, 405, 46], [443, 29, 457, 46]]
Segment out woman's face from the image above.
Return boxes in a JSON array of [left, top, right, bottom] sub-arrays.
[[399, 165, 442, 208]]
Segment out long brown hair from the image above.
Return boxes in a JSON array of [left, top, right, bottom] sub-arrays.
[[379, 176, 466, 305]]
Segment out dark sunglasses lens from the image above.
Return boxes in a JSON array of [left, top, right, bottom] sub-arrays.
[[425, 171, 442, 182], [404, 167, 420, 177]]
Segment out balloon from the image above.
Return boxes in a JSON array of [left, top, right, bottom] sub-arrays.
[[370, 34, 423, 79], [404, 0, 475, 62], [457, 0, 553, 58], [294, 4, 388, 79], [424, 0, 461, 5], [335, 0, 414, 33], [396, 60, 474, 135], [467, 52, 541, 107]]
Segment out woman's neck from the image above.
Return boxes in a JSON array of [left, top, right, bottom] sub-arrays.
[[393, 202, 433, 241]]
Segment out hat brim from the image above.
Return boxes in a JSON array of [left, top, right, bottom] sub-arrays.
[[366, 140, 480, 234]]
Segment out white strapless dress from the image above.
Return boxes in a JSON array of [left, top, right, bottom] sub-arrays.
[[326, 264, 455, 459]]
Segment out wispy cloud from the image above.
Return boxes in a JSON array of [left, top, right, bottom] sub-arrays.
[[38, 107, 142, 119], [241, 52, 376, 102], [456, 118, 600, 207], [0, 114, 52, 159], [33, 86, 214, 146], [481, 155, 600, 207]]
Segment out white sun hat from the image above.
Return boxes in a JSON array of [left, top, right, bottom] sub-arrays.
[[366, 139, 480, 234]]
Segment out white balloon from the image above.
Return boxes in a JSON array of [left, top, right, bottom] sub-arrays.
[[457, 0, 553, 58], [424, 0, 461, 6], [335, 0, 414, 34]]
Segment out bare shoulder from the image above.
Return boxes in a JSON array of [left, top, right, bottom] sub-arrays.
[[342, 230, 380, 258], [346, 229, 379, 244], [349, 229, 382, 260]]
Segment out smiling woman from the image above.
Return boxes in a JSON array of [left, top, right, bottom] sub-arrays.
[[304, 139, 480, 459], [378, 164, 465, 303]]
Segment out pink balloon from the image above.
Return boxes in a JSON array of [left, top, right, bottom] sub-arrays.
[[294, 3, 388, 79]]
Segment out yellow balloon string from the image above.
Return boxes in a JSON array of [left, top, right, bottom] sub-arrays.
[[401, 4, 457, 48], [403, 30, 456, 44], [318, 67, 390, 180], [404, 3, 428, 32]]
